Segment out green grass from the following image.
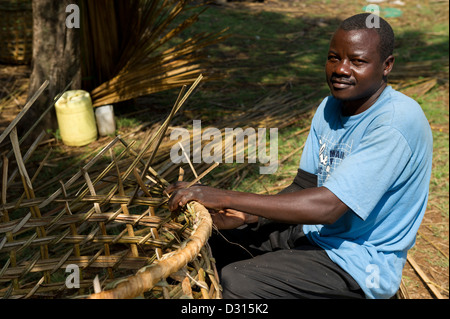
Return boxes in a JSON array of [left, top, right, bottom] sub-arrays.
[[116, 116, 140, 131]]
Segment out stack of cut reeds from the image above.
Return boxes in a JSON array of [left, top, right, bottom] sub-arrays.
[[80, 0, 227, 107], [0, 75, 222, 299]]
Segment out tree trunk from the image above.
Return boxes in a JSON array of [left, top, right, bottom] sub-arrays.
[[20, 0, 81, 141]]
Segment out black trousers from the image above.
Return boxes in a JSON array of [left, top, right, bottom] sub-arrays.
[[208, 169, 366, 299]]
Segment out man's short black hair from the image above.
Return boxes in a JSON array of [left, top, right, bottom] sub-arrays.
[[339, 13, 395, 61]]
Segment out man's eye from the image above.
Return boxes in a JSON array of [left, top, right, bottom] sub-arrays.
[[352, 59, 366, 65], [328, 56, 338, 61]]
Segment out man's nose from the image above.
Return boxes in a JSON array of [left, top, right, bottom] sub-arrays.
[[335, 59, 351, 77]]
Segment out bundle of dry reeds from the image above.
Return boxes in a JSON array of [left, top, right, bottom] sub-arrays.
[[80, 0, 226, 107], [0, 75, 223, 299]]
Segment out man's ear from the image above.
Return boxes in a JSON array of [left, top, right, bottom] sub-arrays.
[[383, 55, 395, 77]]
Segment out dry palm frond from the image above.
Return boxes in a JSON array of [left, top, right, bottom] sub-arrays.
[[80, 0, 226, 107]]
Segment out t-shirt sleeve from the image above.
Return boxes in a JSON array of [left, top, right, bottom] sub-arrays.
[[299, 125, 320, 175], [323, 125, 412, 221], [299, 99, 328, 175]]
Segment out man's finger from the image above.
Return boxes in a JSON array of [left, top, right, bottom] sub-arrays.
[[168, 188, 192, 211], [165, 181, 188, 194], [167, 190, 180, 211]]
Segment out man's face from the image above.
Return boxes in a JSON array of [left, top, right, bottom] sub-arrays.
[[325, 28, 391, 106]]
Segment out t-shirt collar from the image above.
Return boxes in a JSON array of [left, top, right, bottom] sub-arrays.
[[339, 86, 392, 127]]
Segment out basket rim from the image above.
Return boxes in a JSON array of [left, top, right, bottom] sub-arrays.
[[87, 201, 212, 299]]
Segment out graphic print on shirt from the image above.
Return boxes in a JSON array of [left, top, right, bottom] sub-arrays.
[[317, 135, 353, 186]]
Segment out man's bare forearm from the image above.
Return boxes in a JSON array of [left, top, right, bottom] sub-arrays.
[[168, 185, 348, 225]]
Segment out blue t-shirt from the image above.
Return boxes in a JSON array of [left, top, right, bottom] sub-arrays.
[[300, 86, 433, 299]]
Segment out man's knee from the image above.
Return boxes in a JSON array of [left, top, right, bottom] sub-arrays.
[[220, 261, 259, 299]]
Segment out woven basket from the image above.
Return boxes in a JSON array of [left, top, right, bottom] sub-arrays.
[[0, 0, 33, 64], [0, 75, 220, 299], [0, 132, 220, 299]]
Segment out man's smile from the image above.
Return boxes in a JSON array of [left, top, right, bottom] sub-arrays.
[[331, 77, 355, 89]]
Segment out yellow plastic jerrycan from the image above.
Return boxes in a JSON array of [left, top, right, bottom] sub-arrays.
[[55, 90, 98, 146]]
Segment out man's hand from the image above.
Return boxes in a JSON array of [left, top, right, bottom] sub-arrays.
[[165, 182, 258, 230], [210, 209, 258, 230], [166, 182, 225, 212]]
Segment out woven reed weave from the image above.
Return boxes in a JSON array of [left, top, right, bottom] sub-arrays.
[[0, 75, 222, 299], [0, 133, 220, 299], [0, 0, 32, 64]]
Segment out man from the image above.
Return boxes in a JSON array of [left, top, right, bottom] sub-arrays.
[[167, 13, 433, 299]]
